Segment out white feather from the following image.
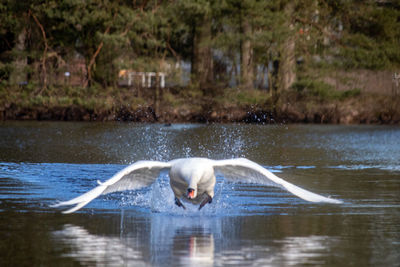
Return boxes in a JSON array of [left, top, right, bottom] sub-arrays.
[[213, 158, 342, 204], [52, 157, 342, 213], [52, 160, 170, 213]]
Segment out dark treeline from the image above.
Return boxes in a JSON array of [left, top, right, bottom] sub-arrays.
[[0, 0, 400, 123], [1, 0, 399, 89]]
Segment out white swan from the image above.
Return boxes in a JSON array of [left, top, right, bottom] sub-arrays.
[[52, 157, 342, 213]]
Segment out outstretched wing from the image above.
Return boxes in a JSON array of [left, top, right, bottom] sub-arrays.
[[212, 158, 342, 204], [52, 160, 171, 213]]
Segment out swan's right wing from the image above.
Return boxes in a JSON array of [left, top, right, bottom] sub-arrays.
[[52, 160, 171, 213], [212, 158, 342, 204]]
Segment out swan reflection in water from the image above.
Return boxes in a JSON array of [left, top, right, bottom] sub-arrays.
[[53, 214, 216, 266], [53, 224, 146, 266], [53, 212, 338, 266]]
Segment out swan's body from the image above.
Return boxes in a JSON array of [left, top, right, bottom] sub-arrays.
[[169, 158, 216, 207], [53, 158, 342, 213]]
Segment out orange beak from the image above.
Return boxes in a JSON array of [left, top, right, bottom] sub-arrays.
[[187, 188, 195, 199]]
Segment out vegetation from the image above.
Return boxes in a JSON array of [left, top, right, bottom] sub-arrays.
[[0, 0, 399, 123]]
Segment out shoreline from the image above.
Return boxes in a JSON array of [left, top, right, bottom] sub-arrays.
[[2, 93, 400, 124]]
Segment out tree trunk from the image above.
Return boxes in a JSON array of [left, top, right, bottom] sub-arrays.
[[191, 17, 213, 91], [9, 28, 27, 85], [30, 10, 49, 93], [277, 3, 296, 92], [240, 18, 254, 90], [278, 34, 296, 91]]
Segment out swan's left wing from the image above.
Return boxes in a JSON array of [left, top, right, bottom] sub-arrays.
[[52, 160, 171, 213], [212, 158, 342, 204]]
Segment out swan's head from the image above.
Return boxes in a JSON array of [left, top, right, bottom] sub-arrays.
[[187, 187, 196, 199], [186, 172, 201, 199]]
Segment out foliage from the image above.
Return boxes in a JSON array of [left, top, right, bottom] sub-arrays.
[[214, 87, 271, 107], [292, 78, 361, 101], [0, 0, 399, 95]]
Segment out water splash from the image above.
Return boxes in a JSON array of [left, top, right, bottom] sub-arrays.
[[114, 172, 297, 217], [120, 124, 252, 163], [118, 174, 228, 216]]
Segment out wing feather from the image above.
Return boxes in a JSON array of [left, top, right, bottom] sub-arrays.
[[52, 160, 171, 213], [212, 158, 342, 204]]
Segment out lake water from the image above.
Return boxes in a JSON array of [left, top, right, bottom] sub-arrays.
[[0, 122, 399, 266]]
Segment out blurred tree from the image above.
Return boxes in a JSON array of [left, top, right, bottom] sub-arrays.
[[170, 0, 214, 91], [0, 1, 31, 85], [0, 0, 399, 94], [335, 0, 400, 69]]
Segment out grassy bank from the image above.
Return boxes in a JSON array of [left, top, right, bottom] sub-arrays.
[[1, 83, 400, 124]]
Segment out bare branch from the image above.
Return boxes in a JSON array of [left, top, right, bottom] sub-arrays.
[[29, 9, 49, 92]]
